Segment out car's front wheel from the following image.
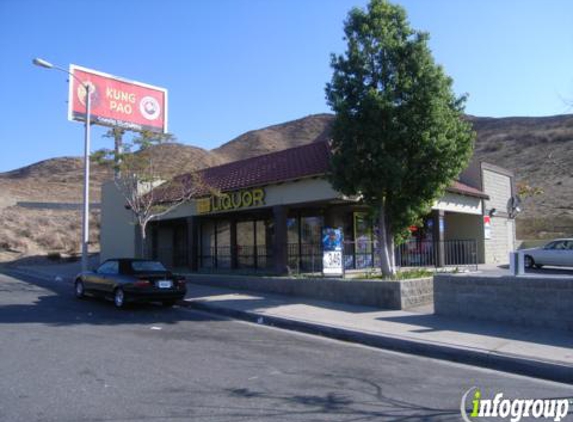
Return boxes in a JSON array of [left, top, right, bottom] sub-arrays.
[[524, 255, 535, 269], [113, 288, 127, 309], [162, 300, 176, 308], [75, 280, 85, 299]]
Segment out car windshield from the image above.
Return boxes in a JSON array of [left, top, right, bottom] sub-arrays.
[[130, 261, 167, 273]]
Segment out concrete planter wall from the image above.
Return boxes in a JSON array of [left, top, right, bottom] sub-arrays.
[[186, 274, 433, 310], [434, 274, 573, 332]]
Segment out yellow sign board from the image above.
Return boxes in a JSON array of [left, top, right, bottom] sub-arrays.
[[196, 188, 265, 214]]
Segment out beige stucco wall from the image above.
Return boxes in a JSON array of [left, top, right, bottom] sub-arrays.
[[433, 192, 482, 215], [157, 177, 342, 220], [100, 181, 138, 262]]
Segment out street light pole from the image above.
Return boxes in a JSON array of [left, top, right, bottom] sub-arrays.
[[81, 83, 91, 273], [33, 58, 92, 272]]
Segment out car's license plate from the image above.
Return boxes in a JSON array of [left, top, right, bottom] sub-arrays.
[[158, 280, 172, 289]]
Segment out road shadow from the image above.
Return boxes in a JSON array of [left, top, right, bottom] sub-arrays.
[[0, 269, 222, 327], [222, 375, 462, 422]]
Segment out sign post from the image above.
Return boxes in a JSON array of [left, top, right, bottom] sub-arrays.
[[322, 228, 344, 277], [34, 58, 168, 271]]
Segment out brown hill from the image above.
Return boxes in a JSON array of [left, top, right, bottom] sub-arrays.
[[468, 114, 573, 238], [213, 114, 334, 162], [1, 112, 572, 261]]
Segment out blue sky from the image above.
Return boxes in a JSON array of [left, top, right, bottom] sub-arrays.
[[0, 0, 572, 172]]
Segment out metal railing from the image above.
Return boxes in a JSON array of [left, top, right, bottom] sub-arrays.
[[198, 245, 273, 273], [287, 242, 322, 273], [159, 238, 478, 274]]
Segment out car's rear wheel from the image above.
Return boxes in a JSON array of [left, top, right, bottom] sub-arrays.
[[75, 280, 85, 299], [114, 288, 126, 309], [162, 300, 176, 308], [524, 255, 535, 269]]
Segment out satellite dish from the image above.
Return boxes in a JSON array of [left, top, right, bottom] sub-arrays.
[[507, 195, 522, 219]]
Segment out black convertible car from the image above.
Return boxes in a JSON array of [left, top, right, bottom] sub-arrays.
[[74, 259, 187, 308]]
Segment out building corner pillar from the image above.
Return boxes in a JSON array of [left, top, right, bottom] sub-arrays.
[[273, 206, 288, 274], [186, 217, 199, 272]]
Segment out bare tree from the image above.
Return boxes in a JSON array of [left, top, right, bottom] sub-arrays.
[[95, 130, 213, 257]]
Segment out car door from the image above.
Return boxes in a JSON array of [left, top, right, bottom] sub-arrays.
[[552, 241, 569, 266], [543, 241, 566, 266], [82, 270, 98, 291], [101, 260, 120, 294], [561, 241, 573, 267], [532, 241, 554, 266], [92, 260, 117, 293]]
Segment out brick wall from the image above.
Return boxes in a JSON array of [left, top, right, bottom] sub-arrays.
[[434, 274, 573, 331], [186, 274, 434, 310], [482, 167, 515, 264]]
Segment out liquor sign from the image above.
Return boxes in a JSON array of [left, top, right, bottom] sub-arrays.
[[322, 228, 344, 276], [196, 188, 266, 214], [68, 65, 168, 133]]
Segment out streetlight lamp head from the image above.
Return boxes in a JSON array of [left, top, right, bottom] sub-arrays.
[[32, 58, 53, 69]]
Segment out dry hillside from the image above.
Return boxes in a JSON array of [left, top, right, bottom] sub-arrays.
[[213, 114, 334, 161], [469, 115, 573, 239], [1, 112, 572, 261]]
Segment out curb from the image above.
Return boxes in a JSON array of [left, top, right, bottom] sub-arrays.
[[184, 300, 573, 385]]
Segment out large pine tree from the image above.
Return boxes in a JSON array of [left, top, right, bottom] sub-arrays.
[[326, 0, 474, 276]]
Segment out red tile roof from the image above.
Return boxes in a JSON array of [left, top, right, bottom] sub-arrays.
[[189, 141, 330, 194], [448, 181, 489, 199], [168, 140, 488, 200]]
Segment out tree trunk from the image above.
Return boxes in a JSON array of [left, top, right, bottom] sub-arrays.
[[378, 204, 396, 277], [140, 222, 147, 259], [114, 130, 123, 179]]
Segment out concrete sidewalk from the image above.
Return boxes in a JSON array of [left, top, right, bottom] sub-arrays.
[[184, 283, 573, 384], [3, 262, 572, 384]]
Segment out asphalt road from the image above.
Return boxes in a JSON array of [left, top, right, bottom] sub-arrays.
[[0, 271, 571, 422]]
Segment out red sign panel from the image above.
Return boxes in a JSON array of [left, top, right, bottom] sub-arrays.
[[68, 65, 168, 133]]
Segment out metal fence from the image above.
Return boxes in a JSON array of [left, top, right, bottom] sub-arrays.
[[162, 238, 478, 274], [198, 245, 274, 273]]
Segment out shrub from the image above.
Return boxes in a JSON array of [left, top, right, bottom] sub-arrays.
[[47, 252, 61, 261]]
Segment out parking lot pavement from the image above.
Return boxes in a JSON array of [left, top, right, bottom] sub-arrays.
[[1, 270, 572, 422], [457, 264, 573, 278]]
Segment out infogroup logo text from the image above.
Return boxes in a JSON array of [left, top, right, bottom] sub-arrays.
[[460, 387, 571, 422]]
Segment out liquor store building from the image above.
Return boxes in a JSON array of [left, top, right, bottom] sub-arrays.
[[101, 141, 516, 273]]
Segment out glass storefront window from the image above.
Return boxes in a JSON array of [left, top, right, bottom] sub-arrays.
[[354, 212, 374, 269], [301, 216, 322, 245], [216, 220, 231, 269], [255, 219, 271, 269], [237, 221, 255, 268], [287, 217, 299, 244], [199, 217, 273, 271], [200, 221, 215, 269]]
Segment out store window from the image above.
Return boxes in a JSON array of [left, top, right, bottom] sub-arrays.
[[200, 220, 215, 269], [216, 220, 231, 269], [353, 212, 374, 269]]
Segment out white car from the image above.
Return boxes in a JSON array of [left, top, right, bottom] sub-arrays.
[[521, 238, 573, 268]]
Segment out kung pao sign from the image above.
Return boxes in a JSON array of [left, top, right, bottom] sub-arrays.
[[68, 65, 168, 133]]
